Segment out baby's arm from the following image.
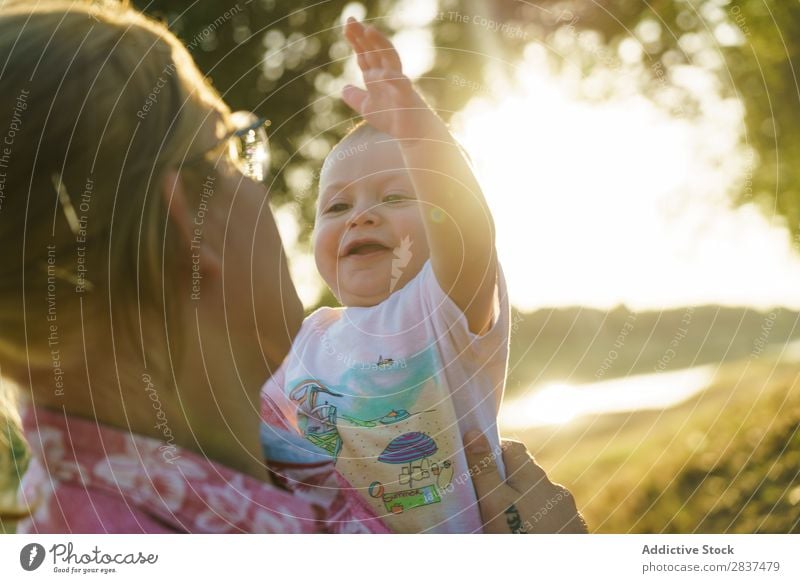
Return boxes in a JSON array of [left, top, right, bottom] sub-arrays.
[[342, 18, 497, 335]]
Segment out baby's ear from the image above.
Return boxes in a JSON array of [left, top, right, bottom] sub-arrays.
[[160, 169, 221, 278]]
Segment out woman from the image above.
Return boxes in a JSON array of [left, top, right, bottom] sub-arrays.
[[0, 0, 585, 534]]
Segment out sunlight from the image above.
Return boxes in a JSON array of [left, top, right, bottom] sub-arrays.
[[451, 59, 800, 311], [500, 366, 716, 429]]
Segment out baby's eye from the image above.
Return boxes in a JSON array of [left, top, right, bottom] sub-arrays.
[[324, 202, 350, 214], [383, 193, 414, 204]]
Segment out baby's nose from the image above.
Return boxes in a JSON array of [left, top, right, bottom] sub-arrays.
[[349, 204, 381, 227]]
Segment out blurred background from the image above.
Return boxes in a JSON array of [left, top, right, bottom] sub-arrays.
[[135, 0, 800, 532]]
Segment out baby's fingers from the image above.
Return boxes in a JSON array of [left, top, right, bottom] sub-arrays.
[[344, 16, 365, 45], [365, 24, 403, 73], [345, 18, 382, 71], [344, 19, 369, 70]]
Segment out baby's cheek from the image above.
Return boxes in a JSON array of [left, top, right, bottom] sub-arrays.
[[312, 229, 335, 279]]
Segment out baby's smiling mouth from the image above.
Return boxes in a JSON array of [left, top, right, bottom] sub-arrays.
[[342, 239, 391, 257]]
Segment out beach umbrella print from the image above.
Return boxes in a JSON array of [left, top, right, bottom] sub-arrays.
[[378, 432, 438, 488]]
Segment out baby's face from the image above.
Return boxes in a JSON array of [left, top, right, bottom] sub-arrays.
[[313, 132, 430, 307]]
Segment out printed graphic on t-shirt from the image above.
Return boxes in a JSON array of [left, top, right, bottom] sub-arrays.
[[286, 347, 458, 517]]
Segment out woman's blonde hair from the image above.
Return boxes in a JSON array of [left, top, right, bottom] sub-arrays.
[[0, 0, 230, 380], [0, 0, 234, 499]]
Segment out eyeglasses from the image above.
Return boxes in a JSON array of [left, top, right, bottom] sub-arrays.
[[226, 111, 271, 183], [185, 110, 271, 184]]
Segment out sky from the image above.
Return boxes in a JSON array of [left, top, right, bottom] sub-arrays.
[[451, 56, 800, 311], [276, 4, 800, 313]]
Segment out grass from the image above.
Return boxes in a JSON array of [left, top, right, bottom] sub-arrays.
[[505, 354, 800, 533]]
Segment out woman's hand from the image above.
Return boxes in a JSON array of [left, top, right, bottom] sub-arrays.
[[465, 430, 588, 534], [341, 17, 442, 141]]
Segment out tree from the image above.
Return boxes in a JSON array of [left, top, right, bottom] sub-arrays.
[[424, 0, 800, 238], [138, 0, 800, 245]]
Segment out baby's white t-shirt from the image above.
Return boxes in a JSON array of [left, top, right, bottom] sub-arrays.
[[261, 260, 509, 533]]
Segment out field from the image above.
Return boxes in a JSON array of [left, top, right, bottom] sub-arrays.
[[506, 353, 800, 533]]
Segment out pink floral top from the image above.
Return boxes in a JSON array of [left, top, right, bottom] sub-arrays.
[[16, 407, 389, 534]]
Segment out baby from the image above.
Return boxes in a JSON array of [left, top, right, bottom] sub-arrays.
[[261, 18, 509, 533]]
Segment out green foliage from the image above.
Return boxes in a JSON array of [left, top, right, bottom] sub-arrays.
[[619, 374, 800, 533], [552, 0, 800, 241], [136, 1, 800, 245], [431, 0, 800, 237]]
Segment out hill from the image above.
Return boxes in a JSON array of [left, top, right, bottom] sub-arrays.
[[507, 305, 800, 393]]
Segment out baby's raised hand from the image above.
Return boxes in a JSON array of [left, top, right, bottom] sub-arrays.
[[342, 18, 442, 141], [342, 20, 496, 336]]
